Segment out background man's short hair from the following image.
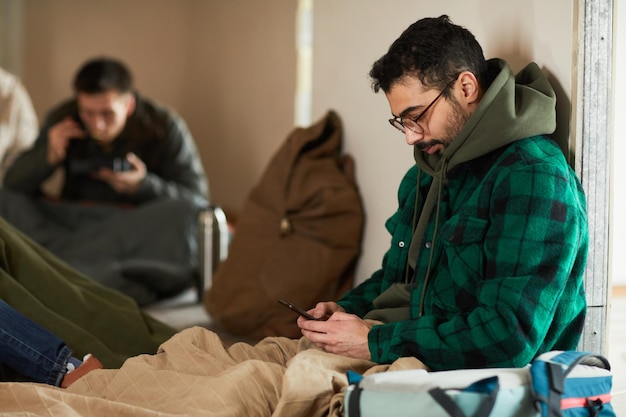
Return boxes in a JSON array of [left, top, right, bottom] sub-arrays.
[[73, 57, 133, 94]]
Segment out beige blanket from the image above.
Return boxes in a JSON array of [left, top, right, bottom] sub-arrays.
[[0, 327, 426, 417]]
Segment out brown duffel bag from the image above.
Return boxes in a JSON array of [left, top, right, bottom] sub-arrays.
[[204, 110, 364, 339]]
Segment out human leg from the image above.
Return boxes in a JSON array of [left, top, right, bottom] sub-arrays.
[[148, 327, 308, 372], [62, 327, 380, 416], [0, 299, 73, 386]]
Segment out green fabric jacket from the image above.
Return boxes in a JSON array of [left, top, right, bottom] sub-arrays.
[[338, 59, 588, 371]]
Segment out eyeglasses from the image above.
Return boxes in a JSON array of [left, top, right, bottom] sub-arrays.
[[388, 78, 457, 135]]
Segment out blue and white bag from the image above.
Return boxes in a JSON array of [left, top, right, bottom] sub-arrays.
[[344, 351, 614, 417]]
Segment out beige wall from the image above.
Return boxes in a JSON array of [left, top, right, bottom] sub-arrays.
[[16, 0, 297, 214], [312, 0, 576, 283]]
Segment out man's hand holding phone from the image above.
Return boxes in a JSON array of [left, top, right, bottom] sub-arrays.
[[278, 298, 327, 321], [91, 152, 146, 194], [294, 300, 375, 361], [47, 117, 87, 165]]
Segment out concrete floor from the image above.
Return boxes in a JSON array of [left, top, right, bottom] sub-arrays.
[[143, 288, 249, 345]]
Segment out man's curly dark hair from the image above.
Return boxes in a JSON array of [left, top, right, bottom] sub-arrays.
[[369, 15, 488, 96]]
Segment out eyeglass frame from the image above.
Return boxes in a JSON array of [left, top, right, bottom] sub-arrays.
[[388, 77, 458, 135]]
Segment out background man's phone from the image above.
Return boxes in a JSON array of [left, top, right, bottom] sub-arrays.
[[67, 114, 133, 174], [68, 156, 132, 175], [277, 298, 324, 321]]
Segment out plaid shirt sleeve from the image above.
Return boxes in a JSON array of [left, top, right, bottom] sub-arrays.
[[342, 137, 588, 370]]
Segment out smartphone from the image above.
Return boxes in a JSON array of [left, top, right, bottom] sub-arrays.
[[68, 156, 132, 175], [277, 298, 323, 321]]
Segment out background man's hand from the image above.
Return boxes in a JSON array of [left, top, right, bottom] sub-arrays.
[[91, 152, 146, 194], [47, 117, 86, 165]]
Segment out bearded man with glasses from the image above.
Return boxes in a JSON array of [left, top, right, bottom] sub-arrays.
[[203, 11, 588, 409], [299, 15, 587, 373]]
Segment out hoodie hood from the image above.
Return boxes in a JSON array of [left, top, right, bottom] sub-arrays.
[[413, 58, 557, 176]]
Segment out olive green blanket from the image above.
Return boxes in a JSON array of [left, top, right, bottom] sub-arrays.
[[0, 216, 175, 369]]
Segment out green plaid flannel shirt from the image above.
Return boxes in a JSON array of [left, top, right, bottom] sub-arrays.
[[338, 136, 588, 370]]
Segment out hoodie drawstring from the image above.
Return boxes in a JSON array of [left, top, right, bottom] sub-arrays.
[[415, 157, 448, 317], [404, 170, 422, 284]]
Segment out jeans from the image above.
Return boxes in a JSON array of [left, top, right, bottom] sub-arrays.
[[0, 299, 72, 386]]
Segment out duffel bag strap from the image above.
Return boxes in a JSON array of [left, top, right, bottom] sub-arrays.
[[546, 362, 565, 417], [347, 385, 363, 417], [532, 351, 612, 417], [428, 376, 499, 417]]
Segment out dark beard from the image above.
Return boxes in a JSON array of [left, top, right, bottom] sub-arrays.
[[443, 96, 470, 143], [416, 139, 445, 151], [418, 96, 469, 154]]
